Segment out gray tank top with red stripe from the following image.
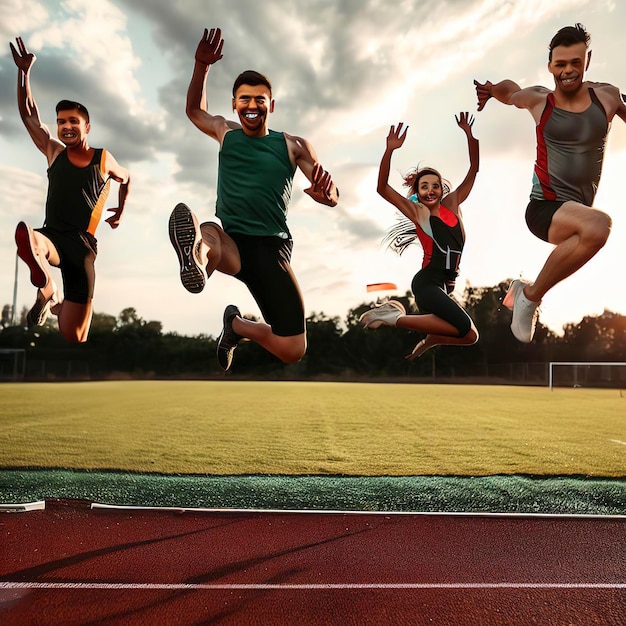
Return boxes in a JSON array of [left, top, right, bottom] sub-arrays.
[[531, 88, 608, 205]]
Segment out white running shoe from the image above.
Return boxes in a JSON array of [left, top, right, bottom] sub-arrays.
[[503, 279, 540, 343], [359, 300, 406, 329], [26, 281, 58, 328]]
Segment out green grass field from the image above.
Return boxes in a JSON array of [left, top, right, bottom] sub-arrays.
[[1, 380, 624, 477]]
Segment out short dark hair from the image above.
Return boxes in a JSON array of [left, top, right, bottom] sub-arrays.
[[548, 23, 590, 61], [56, 100, 90, 122], [232, 70, 272, 98]]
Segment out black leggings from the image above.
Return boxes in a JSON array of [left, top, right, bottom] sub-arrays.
[[36, 227, 97, 304], [231, 233, 305, 337], [411, 268, 472, 337]]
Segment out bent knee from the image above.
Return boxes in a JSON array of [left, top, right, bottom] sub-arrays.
[[584, 211, 612, 248], [280, 346, 306, 364], [277, 338, 306, 364], [464, 327, 479, 345], [60, 328, 89, 343]]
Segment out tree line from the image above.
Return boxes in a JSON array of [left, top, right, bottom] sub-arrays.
[[1, 280, 625, 381]]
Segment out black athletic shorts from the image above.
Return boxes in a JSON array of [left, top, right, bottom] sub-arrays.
[[411, 267, 472, 337], [230, 233, 305, 337], [35, 227, 97, 304], [525, 199, 566, 242]]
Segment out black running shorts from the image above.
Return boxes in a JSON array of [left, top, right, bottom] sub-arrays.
[[525, 199, 566, 242], [231, 233, 305, 337], [411, 267, 472, 337], [36, 227, 98, 304]]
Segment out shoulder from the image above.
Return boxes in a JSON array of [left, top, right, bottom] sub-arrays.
[[587, 81, 624, 119], [586, 81, 623, 102], [511, 85, 550, 106], [440, 191, 460, 215], [282, 131, 305, 148], [587, 80, 619, 91]]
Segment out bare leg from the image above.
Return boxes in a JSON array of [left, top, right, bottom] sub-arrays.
[[396, 313, 462, 335], [55, 300, 93, 343], [406, 327, 479, 360], [232, 316, 306, 364], [15, 222, 60, 287], [524, 202, 611, 302], [199, 222, 241, 277]]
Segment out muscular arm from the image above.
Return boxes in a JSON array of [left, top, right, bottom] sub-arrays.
[[10, 37, 64, 164], [186, 28, 238, 143], [475, 78, 548, 114], [287, 134, 339, 207]]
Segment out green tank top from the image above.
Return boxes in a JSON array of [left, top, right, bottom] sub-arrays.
[[216, 129, 295, 237]]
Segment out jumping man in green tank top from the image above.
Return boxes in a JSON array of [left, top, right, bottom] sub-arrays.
[[169, 27, 339, 371]]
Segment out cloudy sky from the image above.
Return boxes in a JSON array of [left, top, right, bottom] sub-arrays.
[[1, 0, 625, 339]]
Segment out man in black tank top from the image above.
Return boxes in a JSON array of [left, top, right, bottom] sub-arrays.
[[10, 37, 130, 343], [474, 23, 626, 343], [168, 27, 339, 371]]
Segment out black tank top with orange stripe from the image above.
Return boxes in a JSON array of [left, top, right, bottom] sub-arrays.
[[44, 148, 109, 234]]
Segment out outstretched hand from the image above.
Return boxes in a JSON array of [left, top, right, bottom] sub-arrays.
[[474, 79, 492, 111], [10, 36, 35, 74], [304, 163, 338, 207], [195, 27, 224, 66], [386, 122, 408, 151], [455, 111, 475, 135]]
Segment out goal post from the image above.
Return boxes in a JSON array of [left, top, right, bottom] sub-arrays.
[[548, 361, 626, 390], [0, 348, 26, 381]]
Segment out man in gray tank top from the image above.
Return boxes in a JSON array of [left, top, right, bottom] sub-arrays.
[[474, 23, 626, 343], [169, 28, 339, 371]]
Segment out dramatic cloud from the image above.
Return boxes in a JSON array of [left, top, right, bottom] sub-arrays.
[[1, 0, 625, 338]]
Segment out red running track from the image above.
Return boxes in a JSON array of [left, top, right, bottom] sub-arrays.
[[0, 499, 624, 625]]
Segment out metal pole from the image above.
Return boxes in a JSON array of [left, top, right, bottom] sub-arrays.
[[12, 251, 19, 326]]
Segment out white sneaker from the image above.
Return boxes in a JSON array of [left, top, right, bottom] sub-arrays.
[[503, 279, 539, 343], [359, 300, 406, 329]]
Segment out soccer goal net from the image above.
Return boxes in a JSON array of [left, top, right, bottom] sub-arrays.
[[548, 361, 626, 390], [0, 349, 26, 381]]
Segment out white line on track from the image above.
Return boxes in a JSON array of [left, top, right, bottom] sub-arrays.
[[610, 439, 626, 446], [90, 503, 626, 519], [1, 582, 625, 591]]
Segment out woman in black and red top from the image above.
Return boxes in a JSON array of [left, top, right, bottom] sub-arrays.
[[360, 112, 479, 359]]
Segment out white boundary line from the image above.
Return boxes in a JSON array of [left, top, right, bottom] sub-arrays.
[[1, 581, 624, 591], [0, 501, 45, 512], [90, 503, 626, 520], [0, 502, 623, 519]]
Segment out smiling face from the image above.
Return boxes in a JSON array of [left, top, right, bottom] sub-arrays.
[[232, 84, 274, 137], [415, 173, 443, 209], [56, 108, 90, 147], [548, 42, 588, 95]]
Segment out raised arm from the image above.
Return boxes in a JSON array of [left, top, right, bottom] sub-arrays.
[[376, 123, 420, 222], [10, 37, 64, 163], [449, 112, 479, 206], [186, 28, 238, 143], [102, 151, 131, 229]]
